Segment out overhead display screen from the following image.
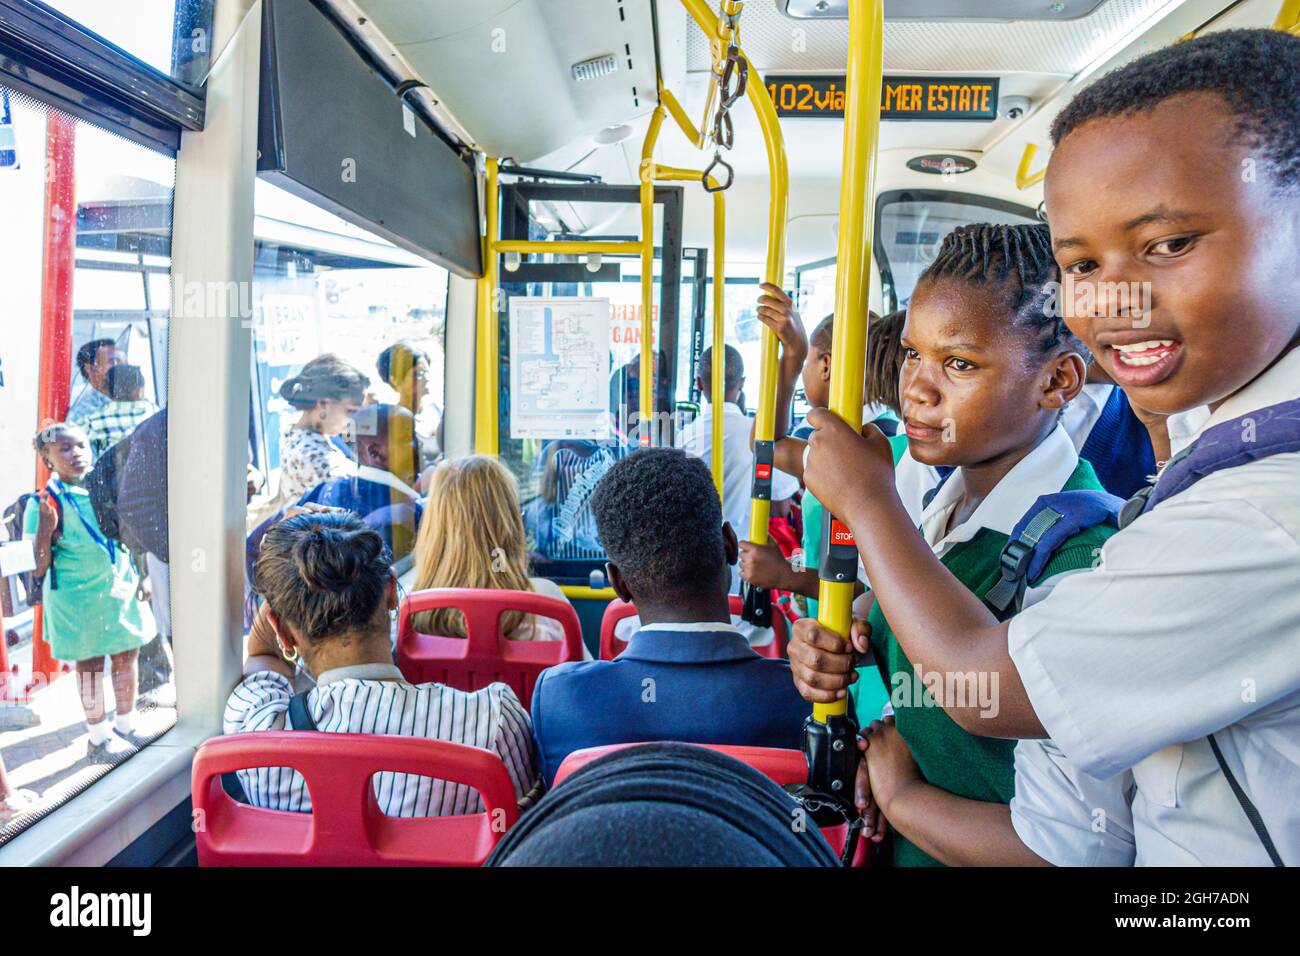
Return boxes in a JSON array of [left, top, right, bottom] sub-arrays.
[[766, 75, 1001, 121]]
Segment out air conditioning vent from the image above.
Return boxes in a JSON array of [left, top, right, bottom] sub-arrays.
[[572, 54, 618, 82]]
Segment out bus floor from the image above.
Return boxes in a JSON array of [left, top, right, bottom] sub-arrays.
[[0, 649, 177, 843]]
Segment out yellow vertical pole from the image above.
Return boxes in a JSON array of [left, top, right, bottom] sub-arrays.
[[1275, 0, 1300, 31], [638, 107, 666, 446], [474, 156, 500, 456], [710, 189, 726, 503], [742, 49, 788, 548], [812, 0, 883, 723]]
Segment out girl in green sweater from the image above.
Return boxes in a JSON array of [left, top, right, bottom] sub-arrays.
[[839, 222, 1117, 866]]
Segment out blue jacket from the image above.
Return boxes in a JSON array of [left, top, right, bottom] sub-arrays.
[[530, 625, 810, 786]]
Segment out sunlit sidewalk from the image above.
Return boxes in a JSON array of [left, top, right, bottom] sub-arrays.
[[0, 662, 176, 845]]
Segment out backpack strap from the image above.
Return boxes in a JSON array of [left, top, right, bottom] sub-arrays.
[[287, 691, 317, 731], [985, 490, 1124, 616], [1208, 734, 1284, 866], [1121, 397, 1300, 529]]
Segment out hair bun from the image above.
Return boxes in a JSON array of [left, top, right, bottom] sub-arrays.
[[291, 526, 378, 591]]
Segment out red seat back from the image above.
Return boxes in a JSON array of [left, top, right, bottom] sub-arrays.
[[397, 588, 585, 701], [599, 594, 787, 660], [553, 742, 869, 866], [192, 732, 518, 866]]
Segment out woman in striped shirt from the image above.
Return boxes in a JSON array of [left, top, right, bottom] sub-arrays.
[[224, 506, 540, 815]]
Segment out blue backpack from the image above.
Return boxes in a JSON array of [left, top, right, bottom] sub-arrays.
[[985, 396, 1300, 866]]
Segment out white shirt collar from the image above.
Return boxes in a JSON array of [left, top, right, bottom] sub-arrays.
[[1194, 346, 1300, 441], [920, 423, 1079, 552], [314, 662, 405, 686], [637, 621, 740, 634], [355, 464, 420, 501]]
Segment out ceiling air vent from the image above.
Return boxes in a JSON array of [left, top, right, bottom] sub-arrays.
[[572, 54, 618, 82]]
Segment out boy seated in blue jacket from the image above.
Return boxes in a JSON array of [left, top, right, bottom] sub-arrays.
[[531, 448, 809, 786]]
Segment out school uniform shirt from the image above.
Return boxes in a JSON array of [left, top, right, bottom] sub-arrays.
[[223, 663, 538, 815], [84, 399, 158, 460], [276, 426, 356, 504], [530, 623, 810, 786], [1006, 347, 1300, 866], [856, 424, 1118, 866], [1010, 738, 1138, 866], [677, 401, 800, 539], [23, 480, 154, 662]]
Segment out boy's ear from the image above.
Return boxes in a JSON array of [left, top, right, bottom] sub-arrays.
[[606, 562, 633, 604], [721, 521, 739, 566], [819, 352, 832, 382], [1042, 352, 1087, 410], [386, 572, 399, 612]]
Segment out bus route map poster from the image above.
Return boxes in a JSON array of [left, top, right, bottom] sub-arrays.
[[509, 296, 611, 440]]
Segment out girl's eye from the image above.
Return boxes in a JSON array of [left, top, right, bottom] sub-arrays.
[[946, 358, 975, 372], [1063, 259, 1096, 277], [1148, 236, 1195, 257], [903, 348, 919, 361]]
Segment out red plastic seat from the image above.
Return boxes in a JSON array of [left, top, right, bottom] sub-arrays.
[[599, 594, 787, 661], [192, 732, 518, 866], [397, 587, 585, 702], [554, 742, 869, 866]]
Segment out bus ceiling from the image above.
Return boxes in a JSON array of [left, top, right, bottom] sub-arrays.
[[321, 0, 1263, 269]]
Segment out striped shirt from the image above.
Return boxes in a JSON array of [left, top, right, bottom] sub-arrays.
[[222, 663, 539, 816]]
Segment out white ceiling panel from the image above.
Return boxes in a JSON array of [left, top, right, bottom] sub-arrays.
[[687, 0, 1178, 74], [355, 0, 660, 161]]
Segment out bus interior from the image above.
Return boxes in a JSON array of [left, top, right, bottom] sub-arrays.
[[0, 0, 1296, 872]]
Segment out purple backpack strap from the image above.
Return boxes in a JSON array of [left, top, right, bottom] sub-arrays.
[[1121, 397, 1300, 526]]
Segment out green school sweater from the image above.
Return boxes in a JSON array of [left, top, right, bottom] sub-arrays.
[[853, 457, 1116, 867], [798, 434, 912, 723]]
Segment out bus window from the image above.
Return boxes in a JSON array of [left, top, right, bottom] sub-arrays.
[[245, 181, 449, 573], [38, 0, 214, 88], [0, 89, 177, 845], [875, 190, 1039, 311]]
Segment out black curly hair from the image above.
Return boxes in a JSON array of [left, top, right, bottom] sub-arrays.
[[591, 448, 727, 605], [1051, 29, 1300, 191], [916, 222, 1081, 360], [254, 511, 392, 641]]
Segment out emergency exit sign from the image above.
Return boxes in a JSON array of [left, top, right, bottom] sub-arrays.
[[766, 75, 1001, 121]]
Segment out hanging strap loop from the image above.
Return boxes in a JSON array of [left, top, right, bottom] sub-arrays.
[[702, 151, 734, 192]]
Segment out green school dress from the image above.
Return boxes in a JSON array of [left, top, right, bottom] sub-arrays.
[[24, 480, 152, 662], [851, 458, 1116, 867]]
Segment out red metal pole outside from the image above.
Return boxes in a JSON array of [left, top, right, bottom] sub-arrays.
[[30, 111, 78, 692]]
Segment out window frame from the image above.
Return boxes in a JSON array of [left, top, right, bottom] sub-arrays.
[[0, 0, 206, 152], [872, 188, 1041, 313]]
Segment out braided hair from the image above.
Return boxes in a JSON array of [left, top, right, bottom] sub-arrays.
[[865, 309, 907, 417], [916, 222, 1081, 359]]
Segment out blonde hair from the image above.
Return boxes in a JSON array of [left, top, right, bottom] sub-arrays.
[[410, 456, 534, 637]]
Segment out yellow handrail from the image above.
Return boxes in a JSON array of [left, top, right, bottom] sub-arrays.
[[660, 87, 707, 149], [812, 0, 884, 724], [653, 163, 727, 502], [675, 0, 787, 547], [495, 240, 644, 256], [1015, 142, 1047, 191], [560, 585, 618, 601], [637, 105, 666, 446], [474, 156, 500, 455], [1275, 0, 1300, 32]]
